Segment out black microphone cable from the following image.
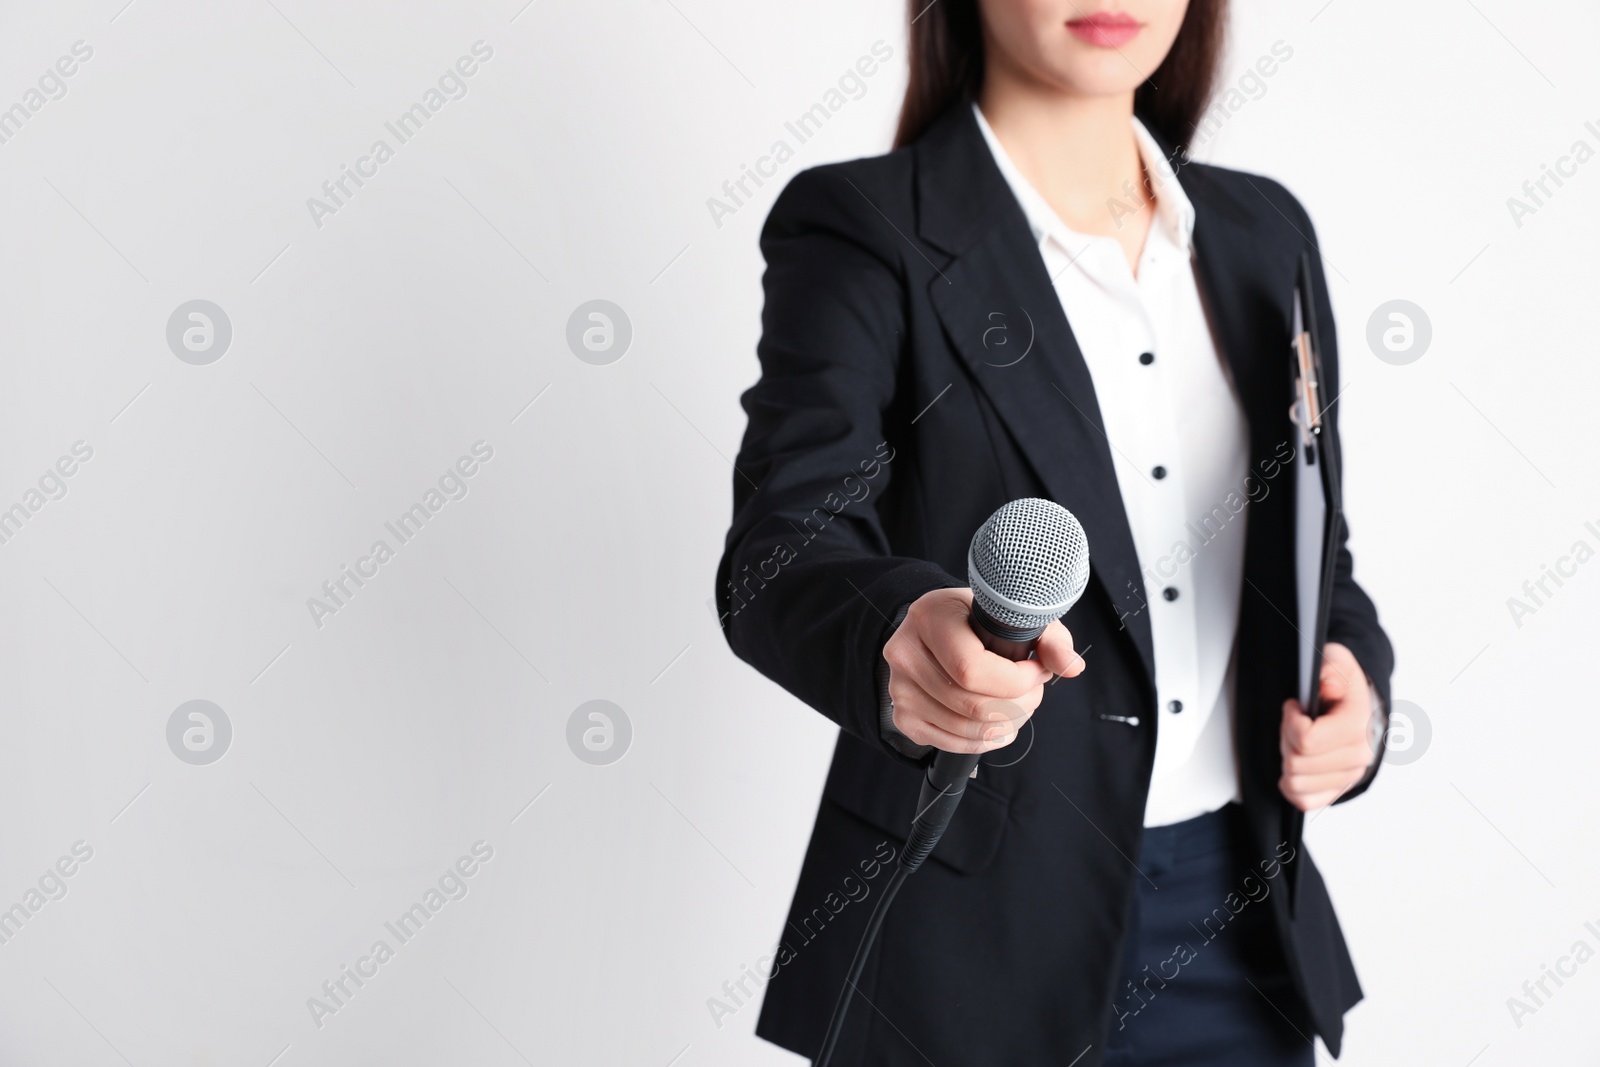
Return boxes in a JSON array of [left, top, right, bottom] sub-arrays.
[[813, 750, 979, 1067], [812, 864, 908, 1067]]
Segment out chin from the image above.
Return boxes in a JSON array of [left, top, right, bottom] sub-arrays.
[[1038, 49, 1158, 97]]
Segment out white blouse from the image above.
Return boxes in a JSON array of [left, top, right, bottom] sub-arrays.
[[973, 103, 1249, 828]]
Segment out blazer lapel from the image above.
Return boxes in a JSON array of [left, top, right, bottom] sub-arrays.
[[916, 108, 1157, 688], [1171, 152, 1277, 436]]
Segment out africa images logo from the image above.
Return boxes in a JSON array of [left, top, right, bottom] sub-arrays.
[[704, 41, 894, 229]]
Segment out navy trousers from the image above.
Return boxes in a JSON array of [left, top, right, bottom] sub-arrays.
[[1103, 804, 1316, 1067]]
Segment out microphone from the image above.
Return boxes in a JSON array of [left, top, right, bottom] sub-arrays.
[[900, 498, 1091, 872], [814, 498, 1090, 1067]]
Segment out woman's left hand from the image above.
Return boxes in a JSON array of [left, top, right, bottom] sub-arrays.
[[1279, 642, 1381, 812]]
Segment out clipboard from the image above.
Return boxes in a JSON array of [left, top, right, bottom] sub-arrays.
[[1291, 250, 1344, 720], [1285, 250, 1343, 915]]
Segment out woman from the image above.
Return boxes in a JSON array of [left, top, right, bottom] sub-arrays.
[[717, 2, 1393, 1064]]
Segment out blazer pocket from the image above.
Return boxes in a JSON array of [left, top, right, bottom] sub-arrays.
[[822, 735, 1011, 875]]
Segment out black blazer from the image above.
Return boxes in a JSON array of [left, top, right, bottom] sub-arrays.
[[717, 103, 1393, 1065]]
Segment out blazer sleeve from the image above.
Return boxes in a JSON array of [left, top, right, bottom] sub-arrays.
[[716, 166, 964, 759], [1293, 188, 1397, 803]]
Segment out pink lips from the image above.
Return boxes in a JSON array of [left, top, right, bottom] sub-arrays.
[[1066, 11, 1142, 47]]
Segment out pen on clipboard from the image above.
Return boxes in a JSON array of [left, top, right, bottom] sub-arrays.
[[1290, 288, 1323, 460]]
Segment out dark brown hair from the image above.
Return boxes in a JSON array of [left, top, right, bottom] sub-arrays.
[[893, 0, 1229, 153]]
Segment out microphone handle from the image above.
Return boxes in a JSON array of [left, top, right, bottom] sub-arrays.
[[899, 612, 1039, 872]]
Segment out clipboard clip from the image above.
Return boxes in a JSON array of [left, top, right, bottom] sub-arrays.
[[1288, 292, 1323, 454]]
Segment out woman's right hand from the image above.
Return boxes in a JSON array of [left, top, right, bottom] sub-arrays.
[[883, 587, 1085, 753]]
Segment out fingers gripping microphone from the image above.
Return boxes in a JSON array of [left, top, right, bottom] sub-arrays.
[[814, 499, 1089, 1067], [901, 498, 1092, 872]]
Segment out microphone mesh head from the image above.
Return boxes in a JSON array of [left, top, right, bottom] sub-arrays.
[[968, 498, 1090, 633]]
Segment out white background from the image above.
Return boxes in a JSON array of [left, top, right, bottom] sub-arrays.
[[1, 0, 1597, 1064]]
